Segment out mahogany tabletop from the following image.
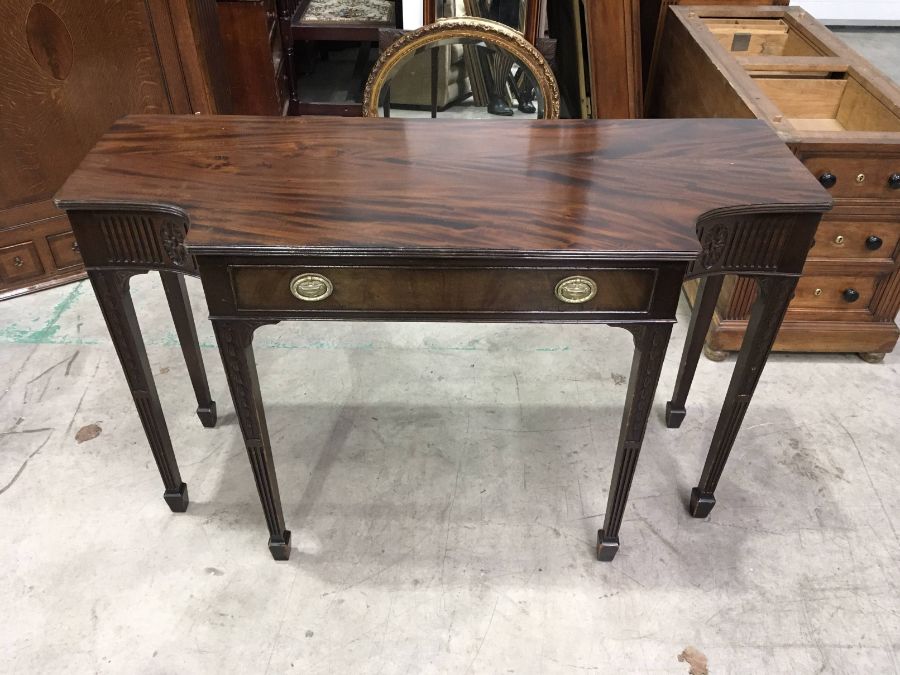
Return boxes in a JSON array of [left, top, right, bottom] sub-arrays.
[[56, 115, 831, 258]]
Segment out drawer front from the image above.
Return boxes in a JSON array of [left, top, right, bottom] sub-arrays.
[[47, 231, 83, 269], [231, 266, 657, 314], [791, 274, 877, 310], [802, 154, 900, 201], [0, 241, 45, 283], [810, 216, 899, 261]]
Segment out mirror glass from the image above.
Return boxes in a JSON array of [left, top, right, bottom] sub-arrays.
[[376, 37, 545, 119], [435, 0, 526, 34]]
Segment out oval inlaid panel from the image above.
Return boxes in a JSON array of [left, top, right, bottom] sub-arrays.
[[26, 3, 74, 81]]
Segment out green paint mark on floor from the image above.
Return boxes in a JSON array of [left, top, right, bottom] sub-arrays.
[[0, 282, 98, 345]]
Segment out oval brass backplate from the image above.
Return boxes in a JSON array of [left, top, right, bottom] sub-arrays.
[[555, 276, 597, 304], [289, 273, 333, 302]]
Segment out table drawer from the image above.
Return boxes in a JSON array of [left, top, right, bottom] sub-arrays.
[[802, 154, 900, 201], [809, 217, 899, 261], [791, 274, 878, 310], [230, 266, 657, 314]]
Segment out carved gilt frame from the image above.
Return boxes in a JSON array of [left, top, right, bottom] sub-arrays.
[[362, 17, 560, 119]]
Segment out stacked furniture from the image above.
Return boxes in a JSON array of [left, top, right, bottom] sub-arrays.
[[648, 5, 900, 360], [217, 0, 402, 116]]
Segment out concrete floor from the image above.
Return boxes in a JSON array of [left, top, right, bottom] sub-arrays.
[[2, 276, 899, 673], [2, 28, 900, 675]]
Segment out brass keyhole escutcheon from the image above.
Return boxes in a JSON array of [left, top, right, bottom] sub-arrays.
[[555, 276, 597, 304], [13, 256, 24, 268], [856, 173, 866, 184], [289, 273, 333, 302], [814, 288, 823, 297], [833, 235, 845, 245]]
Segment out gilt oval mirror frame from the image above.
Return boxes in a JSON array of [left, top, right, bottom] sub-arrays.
[[363, 17, 560, 120]]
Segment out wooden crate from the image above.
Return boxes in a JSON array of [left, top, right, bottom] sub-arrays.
[[648, 5, 900, 360]]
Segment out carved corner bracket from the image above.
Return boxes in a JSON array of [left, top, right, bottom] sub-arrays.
[[68, 210, 198, 274], [687, 211, 820, 280]]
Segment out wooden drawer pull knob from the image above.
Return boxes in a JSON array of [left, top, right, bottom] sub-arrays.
[[843, 288, 860, 303], [865, 236, 883, 251], [818, 172, 837, 189], [889, 173, 900, 190], [289, 273, 333, 302], [13, 256, 24, 267], [555, 276, 597, 304]]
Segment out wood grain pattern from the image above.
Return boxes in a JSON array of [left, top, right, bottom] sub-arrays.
[[231, 265, 655, 313], [583, 0, 643, 119], [0, 0, 229, 299], [56, 116, 830, 258]]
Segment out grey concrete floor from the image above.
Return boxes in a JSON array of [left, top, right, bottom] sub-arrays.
[[2, 274, 899, 674], [3, 26, 900, 675]]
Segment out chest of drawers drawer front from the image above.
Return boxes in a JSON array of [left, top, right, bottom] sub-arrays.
[[809, 216, 899, 262], [230, 266, 657, 315], [47, 231, 83, 269], [0, 241, 45, 283], [790, 274, 878, 312], [802, 154, 900, 201]]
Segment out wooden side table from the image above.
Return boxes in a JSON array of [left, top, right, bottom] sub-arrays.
[[56, 116, 830, 560]]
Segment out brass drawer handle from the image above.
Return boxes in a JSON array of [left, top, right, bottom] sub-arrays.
[[13, 256, 24, 268], [555, 275, 597, 304], [833, 235, 844, 245], [289, 273, 333, 302]]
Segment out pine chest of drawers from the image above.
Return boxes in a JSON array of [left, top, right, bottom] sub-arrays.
[[648, 5, 900, 360]]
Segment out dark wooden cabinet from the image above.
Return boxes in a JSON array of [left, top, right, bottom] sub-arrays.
[[217, 0, 290, 116], [648, 5, 900, 359], [0, 0, 230, 300]]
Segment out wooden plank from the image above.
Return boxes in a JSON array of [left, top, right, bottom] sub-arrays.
[[785, 118, 845, 132], [583, 0, 642, 118], [754, 77, 847, 119], [734, 55, 847, 72], [836, 77, 900, 132]]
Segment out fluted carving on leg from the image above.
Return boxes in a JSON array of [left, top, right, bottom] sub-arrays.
[[691, 275, 798, 517], [598, 322, 672, 561], [160, 272, 217, 427], [212, 319, 291, 559], [666, 274, 724, 428], [89, 269, 188, 511]]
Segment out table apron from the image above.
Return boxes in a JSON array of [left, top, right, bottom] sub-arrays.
[[197, 258, 689, 322]]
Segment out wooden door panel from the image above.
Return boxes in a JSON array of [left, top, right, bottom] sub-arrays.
[[0, 0, 175, 211]]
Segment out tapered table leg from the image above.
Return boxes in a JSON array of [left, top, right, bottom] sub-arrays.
[[690, 275, 798, 518], [160, 271, 217, 428], [212, 319, 291, 560], [598, 323, 673, 561], [89, 270, 188, 511], [665, 274, 724, 429]]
